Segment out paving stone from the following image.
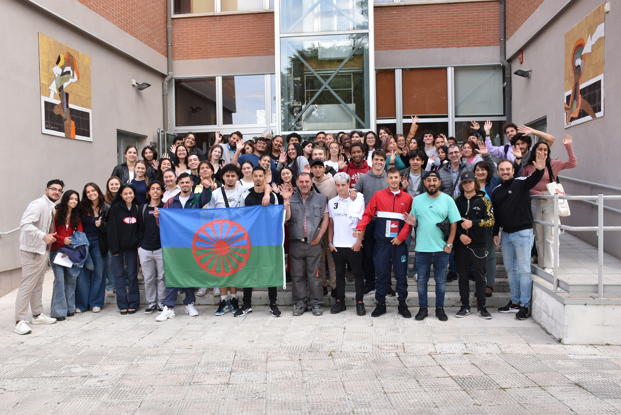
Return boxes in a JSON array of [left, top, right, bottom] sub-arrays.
[[452, 375, 500, 390]]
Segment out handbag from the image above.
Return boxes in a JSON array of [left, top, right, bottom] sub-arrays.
[[436, 219, 450, 241], [546, 178, 571, 217]]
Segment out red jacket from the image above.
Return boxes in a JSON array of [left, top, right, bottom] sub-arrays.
[[340, 160, 370, 187], [52, 219, 83, 251], [357, 188, 413, 243]]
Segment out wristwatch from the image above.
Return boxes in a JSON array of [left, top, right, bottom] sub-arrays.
[[446, 243, 453, 248]]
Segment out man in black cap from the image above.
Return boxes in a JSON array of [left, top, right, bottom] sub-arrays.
[[407, 170, 461, 321], [453, 171, 495, 319]]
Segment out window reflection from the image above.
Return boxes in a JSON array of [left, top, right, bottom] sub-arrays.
[[280, 0, 368, 33], [175, 78, 217, 126], [222, 75, 266, 125]]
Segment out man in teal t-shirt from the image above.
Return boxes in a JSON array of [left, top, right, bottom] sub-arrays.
[[408, 171, 461, 322]]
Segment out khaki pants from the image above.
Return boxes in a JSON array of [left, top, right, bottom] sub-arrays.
[[15, 250, 49, 322]]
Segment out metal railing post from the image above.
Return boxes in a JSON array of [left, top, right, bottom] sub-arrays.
[[598, 194, 604, 299], [553, 193, 560, 292]]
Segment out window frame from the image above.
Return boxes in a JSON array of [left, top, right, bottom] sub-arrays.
[[172, 0, 272, 17]]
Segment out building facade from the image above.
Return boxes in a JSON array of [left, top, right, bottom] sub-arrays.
[[0, 0, 618, 289]]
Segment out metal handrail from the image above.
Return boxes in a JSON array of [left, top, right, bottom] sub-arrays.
[[0, 227, 19, 237], [558, 175, 621, 193], [532, 193, 621, 299]]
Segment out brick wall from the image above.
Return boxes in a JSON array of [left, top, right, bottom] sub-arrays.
[[173, 13, 274, 60], [79, 0, 167, 55], [375, 2, 500, 50], [506, 0, 544, 38]]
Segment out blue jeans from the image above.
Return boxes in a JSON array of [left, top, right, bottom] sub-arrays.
[[415, 251, 450, 308], [163, 287, 196, 308], [501, 229, 534, 307], [374, 239, 408, 303], [105, 252, 114, 291], [110, 250, 139, 310], [76, 238, 105, 310], [50, 251, 79, 317]]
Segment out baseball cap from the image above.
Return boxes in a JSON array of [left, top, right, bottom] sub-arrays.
[[423, 171, 440, 180], [460, 171, 475, 182], [310, 159, 325, 168]]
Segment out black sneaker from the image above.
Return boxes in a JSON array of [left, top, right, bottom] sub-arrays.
[[387, 287, 396, 297], [446, 271, 458, 282], [478, 307, 492, 319], [515, 306, 529, 320], [229, 297, 239, 313], [269, 304, 281, 317], [455, 306, 470, 318], [330, 300, 346, 314], [234, 304, 252, 317], [436, 308, 448, 322], [397, 301, 411, 318], [415, 307, 428, 321], [214, 300, 228, 316], [144, 305, 157, 314], [371, 302, 386, 317], [498, 301, 520, 313], [356, 302, 366, 316]]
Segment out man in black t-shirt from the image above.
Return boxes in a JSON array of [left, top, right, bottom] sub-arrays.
[[234, 166, 281, 317]]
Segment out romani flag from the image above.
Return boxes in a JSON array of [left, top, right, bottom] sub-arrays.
[[160, 205, 285, 288]]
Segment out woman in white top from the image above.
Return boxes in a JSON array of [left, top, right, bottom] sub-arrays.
[[364, 131, 381, 165], [239, 161, 254, 191], [325, 141, 341, 172], [461, 139, 482, 171], [174, 145, 190, 176], [162, 170, 180, 203]]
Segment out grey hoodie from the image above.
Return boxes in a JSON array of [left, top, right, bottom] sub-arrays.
[[355, 170, 387, 205]]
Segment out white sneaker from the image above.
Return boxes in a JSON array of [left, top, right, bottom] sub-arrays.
[[196, 288, 207, 297], [15, 321, 32, 335], [92, 307, 101, 313], [31, 313, 57, 325], [185, 303, 199, 317], [156, 306, 175, 322], [75, 308, 82, 313]]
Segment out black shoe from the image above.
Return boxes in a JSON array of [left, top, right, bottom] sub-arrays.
[[269, 303, 281, 317], [330, 300, 346, 314], [144, 305, 157, 314], [371, 302, 386, 317], [67, 312, 75, 317], [387, 287, 396, 297], [498, 300, 520, 313], [436, 308, 448, 322], [127, 308, 138, 314], [397, 301, 411, 318], [414, 307, 428, 321], [446, 271, 458, 282], [356, 302, 366, 316], [515, 306, 529, 320], [230, 297, 239, 313], [478, 307, 492, 319], [214, 300, 228, 316], [455, 306, 470, 318], [234, 304, 252, 317], [55, 316, 66, 321]]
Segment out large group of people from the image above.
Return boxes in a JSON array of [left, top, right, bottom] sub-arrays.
[[13, 119, 577, 335]]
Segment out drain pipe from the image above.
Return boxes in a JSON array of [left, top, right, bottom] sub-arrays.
[[500, 0, 512, 135], [162, 0, 173, 149]]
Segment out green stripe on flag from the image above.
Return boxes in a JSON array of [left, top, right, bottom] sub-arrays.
[[163, 245, 284, 288]]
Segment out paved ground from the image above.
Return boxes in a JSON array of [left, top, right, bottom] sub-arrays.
[[3, 273, 621, 414]]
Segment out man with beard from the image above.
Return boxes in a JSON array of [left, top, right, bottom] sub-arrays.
[[216, 131, 242, 164], [354, 168, 413, 318], [492, 155, 545, 320], [407, 171, 461, 322], [340, 143, 370, 187]]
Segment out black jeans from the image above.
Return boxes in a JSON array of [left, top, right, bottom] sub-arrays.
[[455, 244, 487, 308], [241, 287, 277, 307], [333, 247, 365, 302]]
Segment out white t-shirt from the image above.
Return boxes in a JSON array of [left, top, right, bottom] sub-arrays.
[[328, 193, 365, 248], [207, 184, 245, 208], [162, 187, 180, 203], [238, 179, 254, 191], [179, 195, 190, 208]]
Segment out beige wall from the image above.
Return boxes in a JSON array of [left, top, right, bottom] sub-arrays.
[[0, 1, 164, 272], [509, 0, 621, 257]]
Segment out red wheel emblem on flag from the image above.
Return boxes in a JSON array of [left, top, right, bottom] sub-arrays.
[[192, 220, 251, 277]]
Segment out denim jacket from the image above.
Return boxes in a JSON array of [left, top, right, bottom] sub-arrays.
[[58, 231, 94, 271]]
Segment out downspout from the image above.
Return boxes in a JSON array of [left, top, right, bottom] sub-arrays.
[[500, 0, 512, 138], [162, 0, 173, 148]]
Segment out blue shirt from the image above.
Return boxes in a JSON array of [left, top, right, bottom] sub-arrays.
[[238, 153, 260, 167], [411, 192, 461, 252]]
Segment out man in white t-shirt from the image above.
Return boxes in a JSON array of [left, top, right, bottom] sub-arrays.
[[328, 172, 366, 316]]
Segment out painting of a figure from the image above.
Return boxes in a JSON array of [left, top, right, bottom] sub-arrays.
[[39, 33, 92, 141], [564, 4, 605, 128]]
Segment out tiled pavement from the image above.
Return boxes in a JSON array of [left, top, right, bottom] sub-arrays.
[[2, 273, 621, 414]]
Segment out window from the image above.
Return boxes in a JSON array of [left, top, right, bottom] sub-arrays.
[[221, 0, 264, 12], [376, 70, 395, 118], [454, 66, 503, 117], [174, 78, 217, 126], [280, 34, 370, 131], [280, 0, 368, 34], [454, 120, 505, 144], [173, 0, 271, 15], [222, 75, 266, 125], [174, 0, 215, 14], [402, 68, 447, 117]]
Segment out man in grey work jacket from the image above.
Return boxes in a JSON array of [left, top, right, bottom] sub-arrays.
[[285, 172, 329, 316]]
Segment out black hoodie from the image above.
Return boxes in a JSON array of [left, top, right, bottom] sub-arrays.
[[455, 190, 494, 248], [106, 202, 141, 254]]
